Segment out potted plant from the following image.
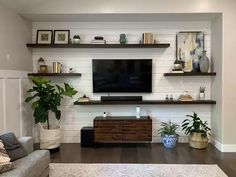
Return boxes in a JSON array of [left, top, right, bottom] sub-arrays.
[[158, 121, 179, 149], [181, 112, 211, 149], [25, 77, 77, 150]]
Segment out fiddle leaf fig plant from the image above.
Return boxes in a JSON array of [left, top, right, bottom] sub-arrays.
[[25, 77, 77, 129]]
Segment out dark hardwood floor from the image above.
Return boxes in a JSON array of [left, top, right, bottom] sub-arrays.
[[49, 143, 236, 177]]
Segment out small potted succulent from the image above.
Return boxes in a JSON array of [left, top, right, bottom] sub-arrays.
[[181, 112, 211, 149], [73, 35, 81, 44], [158, 121, 179, 149], [199, 86, 205, 100]]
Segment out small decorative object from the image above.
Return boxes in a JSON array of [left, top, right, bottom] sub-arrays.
[[103, 112, 107, 118], [158, 121, 179, 149], [54, 30, 70, 44], [199, 50, 210, 72], [165, 94, 169, 101], [136, 106, 140, 119], [142, 33, 154, 44], [199, 86, 206, 100], [119, 33, 127, 45], [69, 67, 73, 73], [177, 32, 204, 72], [170, 95, 173, 101], [37, 57, 45, 73], [73, 35, 80, 44], [95, 36, 104, 40], [183, 59, 193, 72], [36, 30, 53, 44], [39, 65, 48, 73], [173, 59, 182, 70], [192, 54, 200, 72], [181, 112, 211, 149], [91, 36, 106, 44], [25, 77, 77, 150], [53, 62, 62, 73], [178, 91, 193, 101], [78, 95, 90, 103]]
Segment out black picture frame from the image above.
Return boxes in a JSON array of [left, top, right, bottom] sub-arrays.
[[36, 30, 53, 44], [53, 30, 70, 44]]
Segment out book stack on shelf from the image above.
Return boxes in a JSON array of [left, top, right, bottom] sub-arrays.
[[142, 33, 154, 44], [91, 36, 106, 44], [172, 69, 184, 73]]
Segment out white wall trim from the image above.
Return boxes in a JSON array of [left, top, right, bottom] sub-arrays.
[[0, 70, 29, 79], [2, 79, 6, 132], [221, 144, 236, 152], [211, 137, 223, 151], [211, 138, 236, 152]]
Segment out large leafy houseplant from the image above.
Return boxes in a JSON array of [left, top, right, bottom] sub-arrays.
[[25, 77, 77, 129], [181, 112, 211, 138], [157, 121, 179, 149]]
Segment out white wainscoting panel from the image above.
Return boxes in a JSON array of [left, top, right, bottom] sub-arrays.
[[0, 70, 32, 137], [32, 21, 213, 143]]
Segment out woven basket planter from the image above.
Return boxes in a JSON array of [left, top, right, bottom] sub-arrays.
[[189, 132, 208, 149]]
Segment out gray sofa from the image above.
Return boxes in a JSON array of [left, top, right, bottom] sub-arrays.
[[0, 137, 50, 177]]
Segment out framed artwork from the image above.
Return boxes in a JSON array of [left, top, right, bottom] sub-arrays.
[[176, 31, 204, 61], [36, 30, 53, 44], [54, 30, 70, 44]]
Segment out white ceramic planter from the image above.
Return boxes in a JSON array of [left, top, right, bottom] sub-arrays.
[[39, 125, 61, 149]]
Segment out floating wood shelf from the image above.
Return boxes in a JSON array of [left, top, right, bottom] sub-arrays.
[[164, 72, 216, 76], [28, 73, 82, 77], [74, 100, 216, 105], [26, 43, 170, 49]]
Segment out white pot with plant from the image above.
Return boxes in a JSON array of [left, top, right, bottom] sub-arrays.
[[25, 77, 77, 149], [181, 112, 211, 149]]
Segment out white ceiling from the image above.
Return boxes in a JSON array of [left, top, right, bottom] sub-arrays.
[[0, 0, 221, 22], [21, 13, 221, 22]]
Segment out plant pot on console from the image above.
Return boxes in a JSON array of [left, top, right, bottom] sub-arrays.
[[25, 77, 77, 150]]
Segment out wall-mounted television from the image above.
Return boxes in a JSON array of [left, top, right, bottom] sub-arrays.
[[92, 59, 152, 93]]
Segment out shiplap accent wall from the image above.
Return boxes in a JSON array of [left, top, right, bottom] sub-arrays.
[[0, 70, 33, 137], [32, 21, 213, 143]]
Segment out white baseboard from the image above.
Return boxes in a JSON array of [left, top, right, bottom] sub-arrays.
[[211, 138, 236, 152]]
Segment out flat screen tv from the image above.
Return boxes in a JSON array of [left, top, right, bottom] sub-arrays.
[[92, 59, 152, 93]]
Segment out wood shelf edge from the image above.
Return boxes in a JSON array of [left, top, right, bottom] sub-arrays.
[[74, 100, 216, 105]]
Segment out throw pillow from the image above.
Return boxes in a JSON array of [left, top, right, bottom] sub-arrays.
[[0, 133, 27, 161], [0, 140, 13, 174]]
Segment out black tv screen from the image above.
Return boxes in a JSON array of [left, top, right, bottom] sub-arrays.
[[92, 59, 152, 93]]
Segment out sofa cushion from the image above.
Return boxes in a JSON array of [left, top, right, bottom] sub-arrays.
[[0, 140, 13, 174], [0, 133, 27, 161], [0, 150, 50, 177]]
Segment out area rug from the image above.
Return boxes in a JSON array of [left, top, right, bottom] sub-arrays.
[[49, 163, 228, 177]]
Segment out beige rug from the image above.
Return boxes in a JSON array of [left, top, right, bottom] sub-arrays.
[[50, 163, 228, 177]]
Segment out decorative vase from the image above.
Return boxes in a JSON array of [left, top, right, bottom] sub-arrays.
[[189, 132, 208, 149], [73, 38, 80, 44], [119, 34, 126, 45], [162, 134, 178, 149], [192, 56, 200, 72], [199, 51, 210, 72]]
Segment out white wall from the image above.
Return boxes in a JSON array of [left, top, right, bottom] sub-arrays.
[[0, 3, 32, 71], [32, 21, 213, 143], [0, 70, 33, 137]]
